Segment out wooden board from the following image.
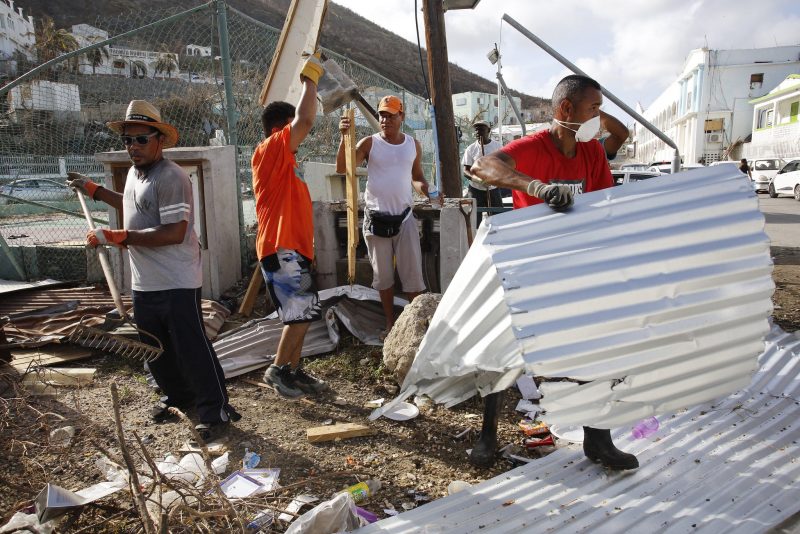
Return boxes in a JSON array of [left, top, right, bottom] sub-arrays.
[[259, 0, 329, 106], [306, 422, 376, 443], [238, 264, 264, 317], [344, 108, 359, 284], [21, 367, 96, 387], [11, 345, 94, 373]]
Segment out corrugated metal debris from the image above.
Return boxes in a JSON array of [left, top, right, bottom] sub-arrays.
[[213, 285, 402, 377], [357, 324, 800, 533], [374, 166, 774, 430], [0, 283, 229, 343]]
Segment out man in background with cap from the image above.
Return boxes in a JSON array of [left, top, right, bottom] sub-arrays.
[[251, 52, 330, 399], [462, 120, 503, 220], [67, 100, 239, 440], [336, 95, 439, 335]]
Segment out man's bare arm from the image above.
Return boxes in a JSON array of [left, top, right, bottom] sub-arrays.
[[600, 110, 628, 158]]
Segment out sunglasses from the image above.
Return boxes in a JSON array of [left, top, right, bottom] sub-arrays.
[[121, 131, 160, 146]]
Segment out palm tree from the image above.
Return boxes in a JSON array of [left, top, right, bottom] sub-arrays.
[[129, 59, 148, 79], [84, 37, 110, 75], [154, 53, 178, 79], [34, 16, 78, 64]]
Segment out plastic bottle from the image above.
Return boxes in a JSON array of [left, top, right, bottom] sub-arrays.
[[345, 479, 381, 503], [631, 416, 659, 439], [428, 184, 441, 210], [243, 448, 261, 469]]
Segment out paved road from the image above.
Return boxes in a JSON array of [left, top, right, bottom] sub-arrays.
[[758, 194, 800, 248]]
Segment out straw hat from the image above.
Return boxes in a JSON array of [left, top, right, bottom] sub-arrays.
[[107, 100, 179, 148]]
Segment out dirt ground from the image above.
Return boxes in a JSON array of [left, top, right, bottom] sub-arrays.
[[1, 249, 798, 532]]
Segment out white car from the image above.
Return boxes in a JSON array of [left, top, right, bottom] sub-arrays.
[[751, 158, 785, 194], [611, 169, 661, 186], [768, 160, 800, 200], [0, 178, 76, 204]]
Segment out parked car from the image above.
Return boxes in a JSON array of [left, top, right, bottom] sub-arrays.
[[0, 178, 76, 204], [618, 162, 649, 171], [648, 162, 706, 175], [611, 169, 662, 186], [751, 158, 786, 194], [768, 159, 800, 200]]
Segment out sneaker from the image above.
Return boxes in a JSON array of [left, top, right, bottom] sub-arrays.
[[263, 364, 304, 398], [292, 367, 330, 395]]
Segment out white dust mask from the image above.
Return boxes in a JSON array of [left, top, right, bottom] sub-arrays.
[[553, 115, 601, 142]]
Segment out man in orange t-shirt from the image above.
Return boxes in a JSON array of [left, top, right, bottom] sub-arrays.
[[251, 53, 328, 399]]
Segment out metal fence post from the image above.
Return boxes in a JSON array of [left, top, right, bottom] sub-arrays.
[[215, 0, 247, 276]]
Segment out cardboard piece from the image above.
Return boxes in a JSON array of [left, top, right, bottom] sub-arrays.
[[516, 374, 542, 400]]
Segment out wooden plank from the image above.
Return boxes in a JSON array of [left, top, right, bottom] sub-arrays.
[[306, 422, 376, 443], [344, 107, 359, 284], [238, 264, 263, 317], [11, 345, 94, 373], [259, 0, 329, 106], [21, 367, 96, 387]]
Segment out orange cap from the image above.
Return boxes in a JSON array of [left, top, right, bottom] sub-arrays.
[[378, 95, 403, 114]]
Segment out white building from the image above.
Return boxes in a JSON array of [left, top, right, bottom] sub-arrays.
[[634, 46, 800, 165], [70, 24, 179, 78], [452, 91, 523, 127], [186, 44, 211, 57], [745, 74, 800, 160], [8, 80, 81, 121], [0, 0, 35, 76]]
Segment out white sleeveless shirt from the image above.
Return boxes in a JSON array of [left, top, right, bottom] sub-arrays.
[[364, 133, 416, 216]]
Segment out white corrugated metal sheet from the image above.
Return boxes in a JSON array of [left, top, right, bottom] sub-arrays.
[[213, 285, 401, 377], [373, 166, 774, 429], [358, 324, 800, 533]]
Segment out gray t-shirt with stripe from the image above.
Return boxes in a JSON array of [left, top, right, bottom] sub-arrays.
[[122, 159, 202, 291]]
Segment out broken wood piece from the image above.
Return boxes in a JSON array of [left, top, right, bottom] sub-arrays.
[[179, 440, 227, 455], [344, 107, 359, 284], [11, 345, 94, 373], [22, 367, 96, 387], [238, 264, 263, 317], [306, 422, 376, 443]]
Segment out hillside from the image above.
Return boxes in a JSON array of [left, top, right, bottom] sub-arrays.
[[15, 0, 548, 109]]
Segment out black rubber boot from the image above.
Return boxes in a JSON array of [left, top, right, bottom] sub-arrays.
[[582, 426, 639, 470], [469, 391, 504, 468]]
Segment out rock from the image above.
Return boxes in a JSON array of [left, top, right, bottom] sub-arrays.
[[383, 293, 442, 384]]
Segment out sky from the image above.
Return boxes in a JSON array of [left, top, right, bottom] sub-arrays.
[[332, 0, 800, 121]]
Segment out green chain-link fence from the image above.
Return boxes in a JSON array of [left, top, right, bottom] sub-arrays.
[[0, 0, 434, 282]]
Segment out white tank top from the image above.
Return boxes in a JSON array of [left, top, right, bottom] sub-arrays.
[[364, 133, 416, 215]]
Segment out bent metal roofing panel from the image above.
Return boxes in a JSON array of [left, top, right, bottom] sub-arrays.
[[374, 165, 774, 432], [358, 325, 799, 533]]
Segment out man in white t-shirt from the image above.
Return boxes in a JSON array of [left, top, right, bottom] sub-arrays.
[[336, 95, 439, 335], [462, 120, 503, 210]]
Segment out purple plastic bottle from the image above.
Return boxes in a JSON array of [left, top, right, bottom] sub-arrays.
[[631, 416, 659, 439]]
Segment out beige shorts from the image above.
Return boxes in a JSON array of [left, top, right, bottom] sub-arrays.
[[364, 214, 426, 293]]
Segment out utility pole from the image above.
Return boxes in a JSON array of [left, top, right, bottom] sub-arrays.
[[422, 0, 461, 198]]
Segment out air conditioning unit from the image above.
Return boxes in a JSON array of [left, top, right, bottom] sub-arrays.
[[706, 133, 722, 143]]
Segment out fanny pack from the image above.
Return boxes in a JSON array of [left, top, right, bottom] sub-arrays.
[[364, 207, 411, 238]]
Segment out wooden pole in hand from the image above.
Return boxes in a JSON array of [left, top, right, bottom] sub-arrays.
[[344, 108, 359, 284]]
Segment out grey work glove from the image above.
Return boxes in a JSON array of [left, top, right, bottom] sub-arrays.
[[526, 180, 574, 211], [66, 171, 99, 199]]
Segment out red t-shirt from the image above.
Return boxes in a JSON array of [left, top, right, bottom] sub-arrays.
[[501, 129, 613, 209], [252, 124, 314, 260]]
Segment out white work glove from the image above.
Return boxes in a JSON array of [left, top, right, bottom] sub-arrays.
[[527, 180, 573, 211]]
